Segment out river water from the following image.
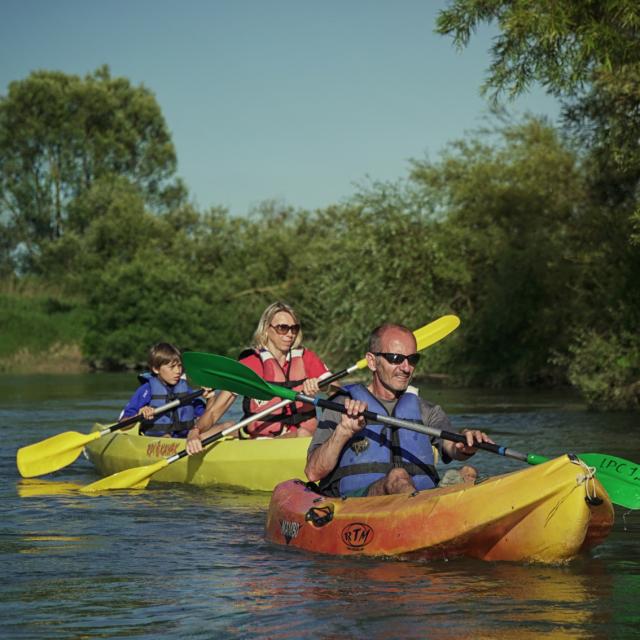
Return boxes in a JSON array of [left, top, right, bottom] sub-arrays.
[[1, 373, 638, 639]]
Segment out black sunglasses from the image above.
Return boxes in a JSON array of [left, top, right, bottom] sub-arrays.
[[374, 352, 421, 366], [270, 323, 300, 336]]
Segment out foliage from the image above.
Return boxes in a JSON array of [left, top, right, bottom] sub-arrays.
[[0, 66, 185, 271], [436, 0, 640, 99], [2, 53, 640, 408], [0, 290, 86, 359], [291, 182, 466, 370], [561, 331, 640, 410], [409, 117, 585, 385], [434, 0, 640, 407]]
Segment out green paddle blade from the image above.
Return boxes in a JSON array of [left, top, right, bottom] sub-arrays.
[[579, 453, 640, 510], [81, 459, 168, 492], [17, 429, 102, 478], [183, 352, 297, 402]]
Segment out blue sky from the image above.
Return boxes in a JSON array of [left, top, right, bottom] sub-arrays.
[[1, 1, 560, 215]]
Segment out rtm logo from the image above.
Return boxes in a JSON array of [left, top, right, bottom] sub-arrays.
[[341, 522, 374, 549]]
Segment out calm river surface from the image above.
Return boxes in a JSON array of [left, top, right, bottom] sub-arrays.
[[1, 373, 639, 639]]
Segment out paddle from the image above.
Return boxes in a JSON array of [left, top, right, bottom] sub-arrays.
[[16, 389, 204, 478], [79, 315, 461, 492], [79, 398, 292, 492], [184, 354, 640, 510], [326, 314, 460, 380]]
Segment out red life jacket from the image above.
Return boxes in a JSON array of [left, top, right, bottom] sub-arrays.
[[241, 348, 317, 437]]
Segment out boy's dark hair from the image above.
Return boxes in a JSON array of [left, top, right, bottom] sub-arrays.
[[148, 342, 182, 371]]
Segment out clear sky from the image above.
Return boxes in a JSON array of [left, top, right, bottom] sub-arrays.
[[1, 0, 560, 216]]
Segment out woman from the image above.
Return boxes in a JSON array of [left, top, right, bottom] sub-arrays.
[[186, 301, 331, 453]]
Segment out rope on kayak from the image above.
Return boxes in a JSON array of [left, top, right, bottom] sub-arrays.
[[572, 456, 602, 506]]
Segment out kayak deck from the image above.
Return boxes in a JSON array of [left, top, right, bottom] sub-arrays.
[[84, 424, 309, 491]]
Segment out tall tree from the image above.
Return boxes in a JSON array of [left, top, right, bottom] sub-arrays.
[[0, 65, 185, 269], [436, 0, 640, 99], [410, 117, 587, 384], [436, 1, 640, 405]]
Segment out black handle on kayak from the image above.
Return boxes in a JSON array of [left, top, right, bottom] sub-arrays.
[[299, 394, 529, 463]]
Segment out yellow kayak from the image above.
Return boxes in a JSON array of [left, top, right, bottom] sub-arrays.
[[83, 424, 308, 491], [265, 455, 614, 564]]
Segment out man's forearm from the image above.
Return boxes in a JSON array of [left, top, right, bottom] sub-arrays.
[[305, 428, 351, 482], [194, 391, 235, 432]]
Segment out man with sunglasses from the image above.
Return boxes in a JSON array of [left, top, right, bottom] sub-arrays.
[[305, 323, 493, 497]]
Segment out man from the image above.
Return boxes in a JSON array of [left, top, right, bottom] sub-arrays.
[[305, 323, 493, 497]]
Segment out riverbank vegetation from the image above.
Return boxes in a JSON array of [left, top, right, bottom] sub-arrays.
[[1, 3, 639, 409]]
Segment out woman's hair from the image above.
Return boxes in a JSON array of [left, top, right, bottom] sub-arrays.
[[148, 342, 182, 370], [251, 301, 303, 350]]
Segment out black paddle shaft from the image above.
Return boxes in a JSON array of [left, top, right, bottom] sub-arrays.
[[299, 394, 528, 462], [106, 389, 204, 435]]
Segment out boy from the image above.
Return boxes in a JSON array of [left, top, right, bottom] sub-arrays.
[[121, 342, 209, 438]]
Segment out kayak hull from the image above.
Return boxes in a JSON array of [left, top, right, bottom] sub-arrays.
[[84, 425, 308, 491], [265, 455, 614, 564]]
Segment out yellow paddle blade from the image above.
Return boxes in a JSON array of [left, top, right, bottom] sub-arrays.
[[352, 314, 461, 370], [16, 429, 103, 478], [413, 314, 460, 350], [80, 458, 169, 493]]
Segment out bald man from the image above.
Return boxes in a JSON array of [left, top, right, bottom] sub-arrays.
[[305, 323, 492, 497]]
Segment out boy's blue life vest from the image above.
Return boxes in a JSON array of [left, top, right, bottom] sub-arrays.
[[329, 383, 439, 495], [137, 373, 196, 438]]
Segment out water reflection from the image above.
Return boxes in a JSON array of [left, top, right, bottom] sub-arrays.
[[225, 553, 621, 639], [17, 478, 83, 498], [2, 374, 639, 639]]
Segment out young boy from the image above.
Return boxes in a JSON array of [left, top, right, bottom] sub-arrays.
[[121, 342, 209, 438]]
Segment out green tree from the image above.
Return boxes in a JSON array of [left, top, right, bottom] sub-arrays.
[[0, 66, 185, 270], [410, 117, 588, 385], [436, 1, 640, 99], [436, 1, 640, 405]]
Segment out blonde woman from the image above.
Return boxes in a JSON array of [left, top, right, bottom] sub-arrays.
[[186, 302, 331, 453]]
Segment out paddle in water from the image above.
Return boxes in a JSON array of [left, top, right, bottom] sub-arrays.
[[184, 353, 640, 510], [81, 315, 461, 491], [16, 389, 204, 478]]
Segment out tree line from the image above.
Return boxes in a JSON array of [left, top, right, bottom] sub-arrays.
[[1, 2, 639, 410]]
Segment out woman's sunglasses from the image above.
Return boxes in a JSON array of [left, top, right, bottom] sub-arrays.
[[374, 352, 421, 366], [270, 323, 301, 336]]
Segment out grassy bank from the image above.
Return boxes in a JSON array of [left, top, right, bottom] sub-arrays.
[[0, 284, 89, 373]]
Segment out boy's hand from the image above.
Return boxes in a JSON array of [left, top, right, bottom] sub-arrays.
[[186, 428, 203, 455], [202, 387, 216, 401], [138, 406, 155, 421]]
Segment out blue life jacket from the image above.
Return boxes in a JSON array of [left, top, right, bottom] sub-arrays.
[[137, 373, 196, 438], [329, 383, 439, 495]]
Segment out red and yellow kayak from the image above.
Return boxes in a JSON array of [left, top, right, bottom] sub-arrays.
[[265, 455, 614, 564]]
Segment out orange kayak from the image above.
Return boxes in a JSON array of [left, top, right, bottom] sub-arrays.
[[265, 455, 614, 564]]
